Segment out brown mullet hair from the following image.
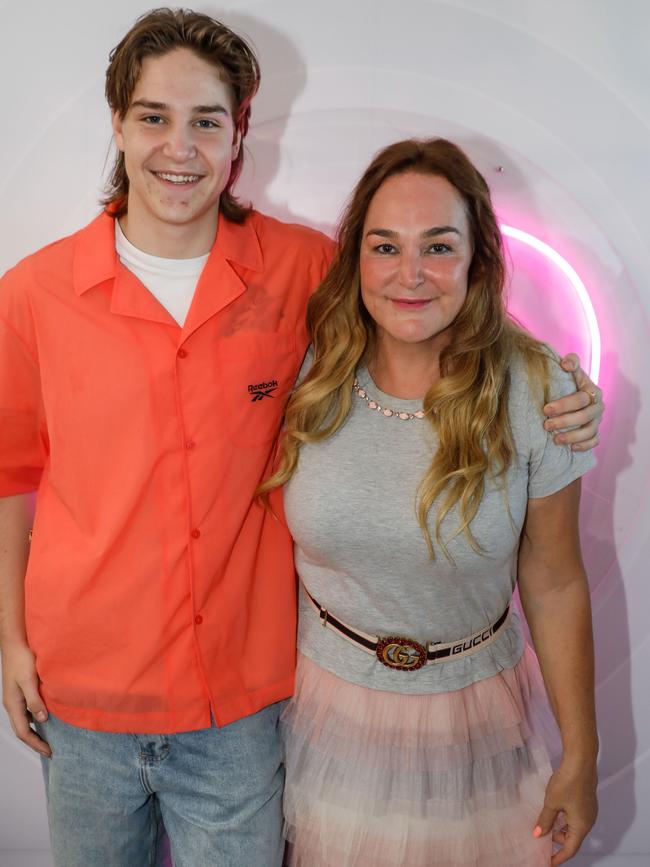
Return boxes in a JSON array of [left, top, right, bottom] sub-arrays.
[[103, 7, 260, 223], [260, 138, 552, 559]]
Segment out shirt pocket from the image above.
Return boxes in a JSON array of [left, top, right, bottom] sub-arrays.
[[217, 330, 298, 448]]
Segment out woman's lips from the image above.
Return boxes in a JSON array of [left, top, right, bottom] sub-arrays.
[[390, 298, 431, 310]]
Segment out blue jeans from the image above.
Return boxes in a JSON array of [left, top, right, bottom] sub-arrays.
[[36, 703, 285, 867]]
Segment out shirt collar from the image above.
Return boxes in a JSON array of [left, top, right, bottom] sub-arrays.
[[214, 210, 263, 274], [73, 211, 118, 295], [73, 209, 263, 297]]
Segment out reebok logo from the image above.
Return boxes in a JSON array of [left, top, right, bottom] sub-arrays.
[[248, 380, 278, 402]]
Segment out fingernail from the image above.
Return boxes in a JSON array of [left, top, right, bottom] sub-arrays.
[[544, 420, 553, 430], [555, 435, 566, 444], [533, 826, 542, 838], [35, 711, 47, 722]]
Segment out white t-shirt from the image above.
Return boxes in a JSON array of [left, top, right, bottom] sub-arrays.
[[115, 221, 209, 325]]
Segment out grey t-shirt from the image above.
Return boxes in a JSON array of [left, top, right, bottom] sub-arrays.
[[283, 352, 595, 694]]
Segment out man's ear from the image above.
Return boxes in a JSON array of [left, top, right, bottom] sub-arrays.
[[112, 111, 125, 152]]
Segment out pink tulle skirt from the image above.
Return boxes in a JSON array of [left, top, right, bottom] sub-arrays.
[[281, 649, 557, 866]]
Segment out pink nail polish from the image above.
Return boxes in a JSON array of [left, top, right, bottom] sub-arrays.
[[533, 826, 542, 838]]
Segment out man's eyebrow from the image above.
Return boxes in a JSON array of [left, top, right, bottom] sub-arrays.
[[365, 226, 462, 238], [192, 104, 231, 116], [130, 99, 230, 115], [130, 100, 167, 111]]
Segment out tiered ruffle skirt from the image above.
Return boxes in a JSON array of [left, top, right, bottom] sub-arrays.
[[282, 648, 557, 866]]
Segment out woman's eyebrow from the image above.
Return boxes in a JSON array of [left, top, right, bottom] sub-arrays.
[[365, 226, 461, 238]]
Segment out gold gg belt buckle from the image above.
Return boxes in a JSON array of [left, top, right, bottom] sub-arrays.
[[376, 636, 427, 671]]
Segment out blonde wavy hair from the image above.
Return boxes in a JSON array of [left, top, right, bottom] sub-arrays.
[[260, 138, 552, 558]]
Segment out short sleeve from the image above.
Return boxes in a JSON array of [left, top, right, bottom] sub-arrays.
[[512, 358, 596, 499], [0, 266, 47, 495]]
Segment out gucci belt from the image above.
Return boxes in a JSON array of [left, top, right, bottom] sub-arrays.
[[303, 586, 510, 672]]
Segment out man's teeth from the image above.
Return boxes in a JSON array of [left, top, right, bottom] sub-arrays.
[[157, 172, 200, 183]]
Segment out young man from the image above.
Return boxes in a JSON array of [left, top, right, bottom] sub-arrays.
[[0, 8, 603, 866]]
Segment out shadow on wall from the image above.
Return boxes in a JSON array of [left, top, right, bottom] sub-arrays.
[[213, 9, 323, 233], [465, 138, 639, 862], [578, 351, 639, 863], [556, 235, 640, 861]]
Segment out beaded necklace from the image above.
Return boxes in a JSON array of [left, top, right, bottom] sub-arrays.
[[352, 378, 426, 421]]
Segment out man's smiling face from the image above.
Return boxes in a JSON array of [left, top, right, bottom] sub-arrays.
[[111, 47, 240, 256]]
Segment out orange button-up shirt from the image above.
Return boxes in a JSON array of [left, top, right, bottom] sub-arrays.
[[0, 209, 334, 732]]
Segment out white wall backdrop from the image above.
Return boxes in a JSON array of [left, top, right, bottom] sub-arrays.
[[1, 1, 649, 865]]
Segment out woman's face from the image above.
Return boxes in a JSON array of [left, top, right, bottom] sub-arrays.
[[359, 171, 473, 356]]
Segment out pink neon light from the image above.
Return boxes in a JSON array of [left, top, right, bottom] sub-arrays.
[[500, 225, 601, 383]]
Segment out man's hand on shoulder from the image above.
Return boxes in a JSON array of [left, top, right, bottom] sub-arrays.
[[543, 353, 604, 451], [2, 641, 51, 756]]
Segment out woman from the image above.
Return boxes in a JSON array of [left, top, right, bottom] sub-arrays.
[[261, 138, 598, 866]]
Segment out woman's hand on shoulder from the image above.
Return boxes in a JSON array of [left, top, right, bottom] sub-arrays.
[[543, 353, 604, 451], [534, 756, 598, 865]]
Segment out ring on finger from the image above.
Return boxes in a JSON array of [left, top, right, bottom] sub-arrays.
[[582, 388, 599, 407]]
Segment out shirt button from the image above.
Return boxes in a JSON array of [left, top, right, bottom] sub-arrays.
[[178, 348, 188, 358], [194, 615, 203, 625], [185, 440, 196, 450], [190, 529, 201, 539]]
